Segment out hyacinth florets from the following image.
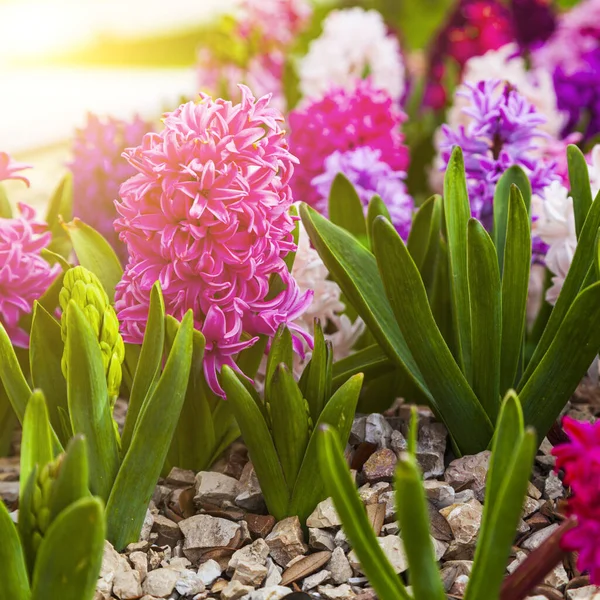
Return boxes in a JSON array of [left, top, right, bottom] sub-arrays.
[[114, 86, 312, 395], [289, 79, 408, 208], [69, 113, 153, 262], [311, 147, 414, 240], [0, 201, 61, 348], [0, 152, 32, 186], [439, 80, 559, 225], [552, 417, 600, 584]]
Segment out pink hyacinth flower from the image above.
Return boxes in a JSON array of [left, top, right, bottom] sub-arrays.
[[114, 86, 312, 396], [0, 152, 31, 187], [0, 203, 61, 347]]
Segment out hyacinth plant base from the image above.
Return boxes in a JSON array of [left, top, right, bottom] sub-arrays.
[[0, 381, 597, 600]]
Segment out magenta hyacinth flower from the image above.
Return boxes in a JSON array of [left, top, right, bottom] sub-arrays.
[[0, 152, 32, 187], [114, 86, 312, 396], [289, 79, 409, 208], [69, 113, 153, 262], [0, 203, 61, 347], [552, 417, 600, 583], [311, 147, 414, 239], [439, 80, 559, 227]]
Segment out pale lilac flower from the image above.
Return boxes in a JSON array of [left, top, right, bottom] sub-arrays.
[[311, 147, 414, 240], [0, 152, 31, 186], [0, 203, 61, 347], [298, 7, 405, 102], [114, 86, 312, 396]]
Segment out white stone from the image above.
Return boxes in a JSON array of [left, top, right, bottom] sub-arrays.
[[197, 559, 222, 586], [142, 568, 180, 598]]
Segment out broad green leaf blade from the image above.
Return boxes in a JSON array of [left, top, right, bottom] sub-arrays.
[[467, 219, 501, 421], [270, 364, 310, 493], [31, 497, 105, 600], [62, 219, 123, 302], [465, 430, 537, 600], [0, 498, 30, 599], [520, 282, 600, 438], [30, 302, 70, 445], [367, 195, 392, 248], [328, 173, 368, 244], [49, 435, 90, 522], [521, 190, 600, 385], [20, 390, 54, 492], [567, 144, 593, 239], [236, 335, 268, 380], [0, 388, 17, 456], [221, 366, 289, 520], [0, 322, 32, 422], [332, 344, 395, 390], [0, 183, 12, 217], [106, 311, 194, 550], [265, 326, 293, 402], [121, 283, 165, 454], [45, 172, 73, 227], [300, 204, 431, 403], [289, 374, 363, 523], [66, 302, 120, 501], [395, 458, 446, 600], [303, 321, 330, 422], [430, 238, 456, 353], [318, 425, 411, 600], [444, 147, 472, 379], [372, 217, 493, 454], [500, 189, 531, 392], [493, 166, 531, 274]]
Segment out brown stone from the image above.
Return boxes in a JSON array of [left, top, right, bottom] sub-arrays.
[[246, 514, 276, 539], [362, 449, 397, 483]]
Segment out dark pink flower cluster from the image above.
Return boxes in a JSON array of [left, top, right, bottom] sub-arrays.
[[289, 79, 408, 207], [114, 86, 312, 395], [552, 416, 600, 584]]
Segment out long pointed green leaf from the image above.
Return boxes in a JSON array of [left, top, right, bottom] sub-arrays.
[[500, 189, 531, 392], [303, 321, 330, 422], [443, 147, 472, 379], [270, 365, 310, 492], [106, 311, 194, 550], [0, 498, 30, 599], [567, 144, 593, 239], [221, 366, 289, 520], [300, 204, 431, 403], [0, 322, 32, 422], [521, 190, 600, 385], [265, 325, 293, 402], [372, 216, 493, 454], [395, 458, 446, 600], [0, 388, 17, 456], [0, 183, 12, 218], [31, 497, 105, 600], [66, 302, 120, 501], [468, 219, 502, 421], [121, 282, 165, 454], [328, 173, 368, 244], [332, 344, 394, 390], [520, 281, 600, 437], [289, 374, 363, 522], [367, 195, 392, 248], [318, 425, 411, 600]]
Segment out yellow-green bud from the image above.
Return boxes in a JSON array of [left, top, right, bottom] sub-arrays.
[[60, 266, 125, 398], [30, 456, 62, 555]]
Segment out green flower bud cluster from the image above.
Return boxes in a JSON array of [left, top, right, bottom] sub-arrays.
[[30, 456, 63, 554], [59, 266, 125, 398]]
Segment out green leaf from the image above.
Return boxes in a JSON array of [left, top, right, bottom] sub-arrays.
[[265, 326, 293, 402], [270, 364, 311, 493], [30, 303, 70, 445], [0, 497, 30, 599], [0, 322, 32, 422], [521, 190, 600, 385], [367, 195, 392, 248], [332, 344, 395, 390], [493, 166, 531, 274], [444, 147, 473, 380], [0, 183, 12, 218], [65, 302, 120, 501], [300, 204, 431, 404], [31, 497, 105, 600], [49, 435, 90, 522], [106, 311, 194, 550], [499, 188, 531, 393], [468, 219, 501, 421], [62, 219, 123, 302], [236, 336, 268, 380], [318, 425, 411, 600], [567, 144, 593, 239], [0, 388, 17, 456], [221, 366, 289, 520], [520, 281, 600, 438], [45, 172, 73, 227], [430, 238, 456, 353], [328, 173, 368, 244], [20, 391, 54, 492], [121, 283, 165, 454], [395, 458, 446, 600], [372, 216, 493, 454], [289, 374, 363, 523], [303, 321, 331, 422]]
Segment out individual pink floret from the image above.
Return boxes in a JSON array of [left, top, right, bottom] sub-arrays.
[[0, 152, 32, 187]]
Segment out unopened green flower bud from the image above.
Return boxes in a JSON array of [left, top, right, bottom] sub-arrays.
[[60, 266, 125, 398]]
